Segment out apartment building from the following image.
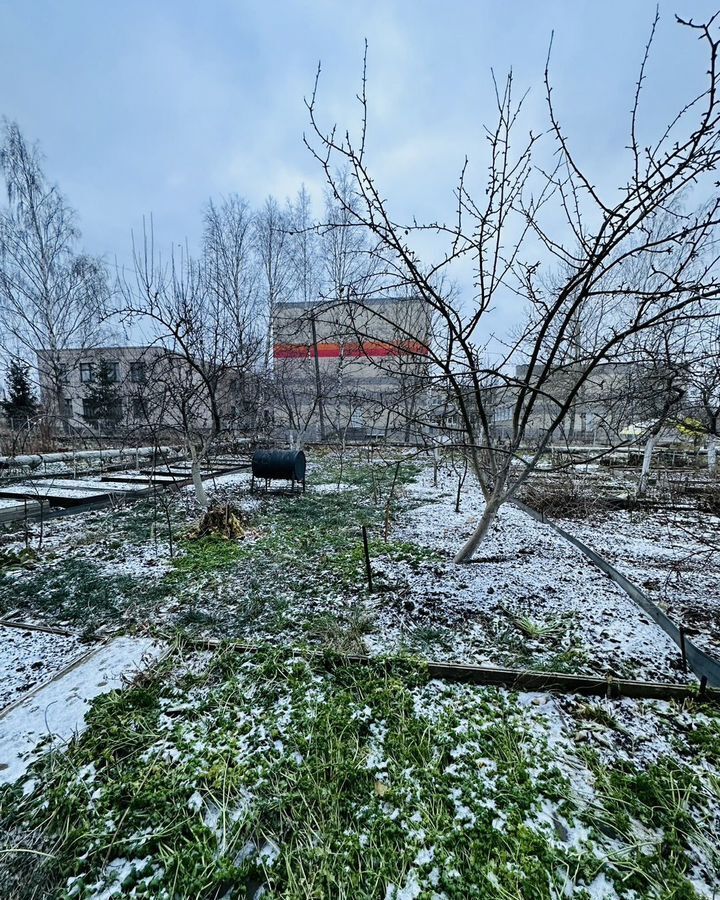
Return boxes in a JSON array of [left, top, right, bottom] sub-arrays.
[[271, 296, 432, 441], [471, 361, 687, 445], [36, 345, 261, 435]]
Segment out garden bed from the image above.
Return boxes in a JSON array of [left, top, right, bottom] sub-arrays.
[[1, 451, 718, 897], [0, 452, 704, 682], [554, 506, 720, 658]]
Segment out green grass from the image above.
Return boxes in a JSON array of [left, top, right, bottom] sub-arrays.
[[109, 498, 186, 544], [513, 615, 565, 640], [2, 453, 720, 897], [0, 558, 171, 634], [492, 611, 587, 674], [403, 624, 455, 655], [0, 452, 666, 678], [2, 645, 717, 899], [169, 535, 248, 579], [320, 454, 422, 495], [581, 750, 718, 898], [0, 646, 573, 899], [0, 546, 38, 573]]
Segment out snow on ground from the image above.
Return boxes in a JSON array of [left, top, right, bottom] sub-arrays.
[[556, 507, 720, 657], [0, 454, 711, 684], [200, 470, 258, 507], [311, 481, 358, 494], [381, 466, 692, 681], [0, 504, 108, 554], [6, 645, 715, 899], [91, 540, 175, 580], [0, 626, 86, 708], [0, 636, 165, 785], [0, 495, 175, 583], [0, 498, 31, 510], [0, 461, 105, 480]]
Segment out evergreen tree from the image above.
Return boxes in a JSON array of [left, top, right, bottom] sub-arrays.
[[2, 360, 39, 428], [83, 358, 122, 430]]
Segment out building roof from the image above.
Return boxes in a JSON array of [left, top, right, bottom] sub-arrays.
[[276, 296, 425, 310], [36, 344, 172, 356]]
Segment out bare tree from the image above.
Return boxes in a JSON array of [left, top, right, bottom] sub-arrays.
[[321, 167, 380, 303], [632, 325, 691, 496], [121, 200, 263, 506], [282, 186, 328, 439], [203, 194, 264, 435], [306, 15, 720, 562], [253, 195, 295, 436], [0, 121, 109, 427], [254, 196, 294, 369], [271, 355, 326, 447], [288, 186, 322, 306], [690, 317, 720, 475]]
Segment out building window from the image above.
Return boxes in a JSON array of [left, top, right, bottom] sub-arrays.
[[130, 361, 146, 384], [80, 362, 94, 383], [107, 361, 119, 383], [82, 399, 96, 420], [132, 397, 147, 418], [64, 398, 73, 415]]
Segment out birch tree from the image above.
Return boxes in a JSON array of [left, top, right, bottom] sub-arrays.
[[321, 167, 380, 303], [285, 186, 326, 439], [253, 195, 294, 436], [0, 121, 109, 424], [633, 327, 691, 497], [254, 195, 294, 372]]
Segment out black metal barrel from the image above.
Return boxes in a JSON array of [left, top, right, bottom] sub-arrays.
[[251, 449, 306, 484]]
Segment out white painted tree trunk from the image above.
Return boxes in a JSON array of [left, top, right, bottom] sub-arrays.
[[190, 448, 208, 509], [709, 434, 718, 477], [454, 494, 502, 563], [637, 434, 657, 497]]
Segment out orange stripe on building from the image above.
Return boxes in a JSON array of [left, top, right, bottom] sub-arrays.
[[273, 341, 429, 359]]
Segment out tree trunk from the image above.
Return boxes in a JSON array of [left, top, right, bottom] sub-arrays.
[[310, 311, 326, 441], [637, 434, 657, 497], [709, 434, 718, 477], [190, 446, 208, 509], [454, 493, 502, 563]]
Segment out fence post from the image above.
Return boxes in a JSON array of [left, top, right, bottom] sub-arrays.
[[679, 625, 688, 673], [361, 525, 373, 592]]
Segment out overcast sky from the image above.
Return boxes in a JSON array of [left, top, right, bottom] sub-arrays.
[[1, 0, 719, 330]]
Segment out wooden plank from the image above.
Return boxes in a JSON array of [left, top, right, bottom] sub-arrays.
[[101, 473, 183, 484], [33, 479, 146, 494], [0, 498, 44, 524], [178, 640, 718, 703], [0, 619, 73, 637]]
